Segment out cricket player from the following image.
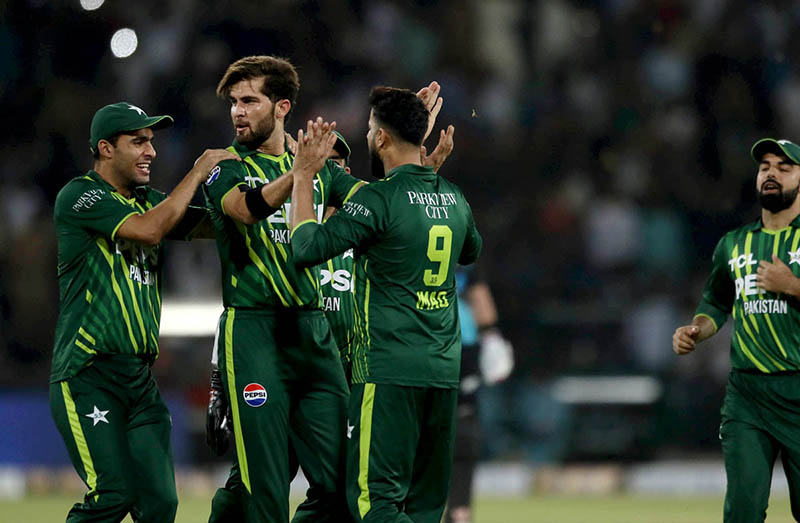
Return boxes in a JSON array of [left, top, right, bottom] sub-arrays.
[[203, 55, 363, 523], [290, 87, 481, 523], [49, 102, 238, 522], [673, 138, 800, 522], [204, 131, 358, 523]]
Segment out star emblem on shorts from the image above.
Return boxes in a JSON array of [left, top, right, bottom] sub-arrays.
[[789, 249, 800, 265], [347, 420, 354, 439], [86, 406, 109, 426], [343, 249, 354, 259]]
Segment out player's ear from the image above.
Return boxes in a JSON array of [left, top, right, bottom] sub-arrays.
[[377, 128, 390, 149], [345, 166, 351, 174], [275, 99, 291, 120], [97, 139, 114, 159]]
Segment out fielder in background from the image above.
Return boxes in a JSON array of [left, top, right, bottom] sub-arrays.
[[674, 138, 800, 522]]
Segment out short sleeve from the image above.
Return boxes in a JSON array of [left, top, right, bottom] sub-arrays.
[[54, 181, 139, 241], [291, 182, 387, 266], [203, 159, 249, 213], [694, 236, 734, 332]]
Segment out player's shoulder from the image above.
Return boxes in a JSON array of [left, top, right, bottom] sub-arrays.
[[54, 174, 111, 214]]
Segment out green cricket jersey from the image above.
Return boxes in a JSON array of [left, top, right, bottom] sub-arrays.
[[696, 216, 800, 373], [52, 171, 171, 382], [292, 164, 483, 388], [202, 141, 363, 310], [320, 248, 356, 359]]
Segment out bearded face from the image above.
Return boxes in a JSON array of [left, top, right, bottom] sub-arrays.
[[368, 134, 385, 179], [758, 178, 800, 213]]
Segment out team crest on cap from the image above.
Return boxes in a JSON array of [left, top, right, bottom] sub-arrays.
[[243, 383, 267, 407], [206, 165, 221, 186]]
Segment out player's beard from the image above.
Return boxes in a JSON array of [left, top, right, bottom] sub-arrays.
[[759, 182, 799, 213], [237, 105, 276, 149], [368, 138, 386, 179]]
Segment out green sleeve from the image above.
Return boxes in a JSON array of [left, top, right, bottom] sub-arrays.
[[292, 183, 387, 266], [54, 180, 139, 241], [458, 201, 482, 265], [694, 236, 734, 332], [202, 159, 248, 213], [325, 161, 366, 208]]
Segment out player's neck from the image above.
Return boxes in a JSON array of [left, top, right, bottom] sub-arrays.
[[256, 125, 285, 156], [381, 146, 421, 174], [762, 203, 800, 230], [94, 162, 134, 198]]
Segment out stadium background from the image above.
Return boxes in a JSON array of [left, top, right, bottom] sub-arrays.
[[2, 0, 800, 520]]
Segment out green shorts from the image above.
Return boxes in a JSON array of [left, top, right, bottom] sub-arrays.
[[214, 307, 349, 522], [50, 355, 177, 523], [720, 370, 800, 522], [346, 382, 458, 523]]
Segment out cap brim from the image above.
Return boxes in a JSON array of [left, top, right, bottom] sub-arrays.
[[332, 131, 351, 161], [751, 138, 800, 165], [124, 115, 174, 133]]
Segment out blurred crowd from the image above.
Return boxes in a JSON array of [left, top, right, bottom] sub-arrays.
[[2, 0, 800, 457]]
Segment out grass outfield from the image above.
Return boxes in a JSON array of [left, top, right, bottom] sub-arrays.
[[1, 494, 794, 522]]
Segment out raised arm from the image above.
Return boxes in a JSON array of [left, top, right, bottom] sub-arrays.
[[117, 149, 239, 245]]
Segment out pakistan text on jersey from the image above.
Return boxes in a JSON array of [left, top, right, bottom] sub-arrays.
[[407, 191, 457, 220], [129, 265, 155, 285], [742, 299, 788, 315], [323, 296, 341, 312]]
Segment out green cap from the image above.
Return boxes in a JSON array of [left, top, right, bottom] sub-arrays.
[[89, 102, 174, 153], [332, 130, 351, 164], [751, 138, 800, 165]]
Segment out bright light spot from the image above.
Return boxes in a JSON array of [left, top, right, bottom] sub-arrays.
[[80, 0, 105, 10], [110, 28, 138, 58]]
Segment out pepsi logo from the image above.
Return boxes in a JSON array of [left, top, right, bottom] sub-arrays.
[[242, 383, 267, 407]]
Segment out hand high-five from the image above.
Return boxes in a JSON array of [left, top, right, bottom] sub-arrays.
[[421, 125, 455, 172], [293, 117, 338, 181], [417, 81, 443, 143]]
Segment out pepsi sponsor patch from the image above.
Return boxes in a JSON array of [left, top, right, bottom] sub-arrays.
[[206, 165, 221, 185], [243, 383, 267, 407]]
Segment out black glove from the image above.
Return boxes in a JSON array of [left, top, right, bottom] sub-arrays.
[[206, 368, 231, 456]]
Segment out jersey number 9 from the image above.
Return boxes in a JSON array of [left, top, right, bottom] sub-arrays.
[[423, 225, 453, 287]]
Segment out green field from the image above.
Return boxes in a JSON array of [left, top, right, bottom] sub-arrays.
[[1, 494, 794, 522]]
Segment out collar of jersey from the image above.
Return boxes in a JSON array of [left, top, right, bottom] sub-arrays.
[[86, 170, 148, 202], [232, 139, 292, 161], [384, 163, 435, 181], [748, 214, 800, 232]]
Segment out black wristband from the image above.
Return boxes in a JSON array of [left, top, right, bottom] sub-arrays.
[[244, 186, 278, 219]]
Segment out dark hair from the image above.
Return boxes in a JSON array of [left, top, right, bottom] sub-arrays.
[[217, 55, 300, 119], [369, 87, 428, 146], [92, 133, 123, 159]]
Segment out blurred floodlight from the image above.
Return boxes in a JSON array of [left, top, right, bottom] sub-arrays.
[[80, 0, 105, 10], [110, 28, 138, 58]]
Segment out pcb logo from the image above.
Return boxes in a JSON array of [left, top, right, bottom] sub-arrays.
[[206, 165, 221, 186], [243, 383, 267, 407]]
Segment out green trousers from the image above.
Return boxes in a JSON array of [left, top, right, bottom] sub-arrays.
[[346, 383, 458, 523], [209, 308, 349, 523], [50, 355, 177, 523], [720, 370, 800, 522]]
